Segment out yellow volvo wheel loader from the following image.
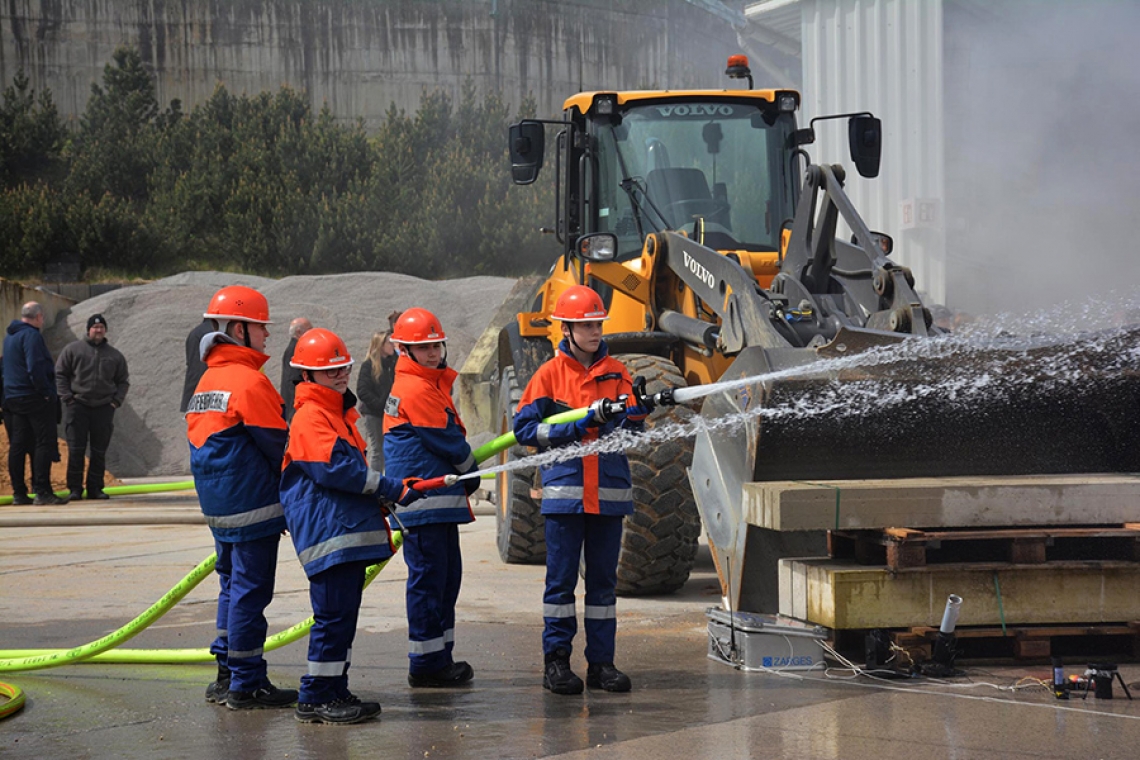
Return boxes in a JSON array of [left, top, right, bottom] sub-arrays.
[[494, 56, 1140, 602]]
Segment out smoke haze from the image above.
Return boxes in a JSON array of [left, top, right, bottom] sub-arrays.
[[944, 1, 1140, 316]]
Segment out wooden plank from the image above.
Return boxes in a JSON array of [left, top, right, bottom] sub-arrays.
[[778, 558, 1140, 629], [746, 474, 1140, 531], [887, 542, 927, 570], [1013, 638, 1051, 659], [1009, 538, 1047, 564]]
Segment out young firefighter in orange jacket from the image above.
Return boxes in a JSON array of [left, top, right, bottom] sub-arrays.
[[186, 286, 297, 710], [513, 285, 648, 695], [280, 328, 424, 725], [383, 308, 480, 687]]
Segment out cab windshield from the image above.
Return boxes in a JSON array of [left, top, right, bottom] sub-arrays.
[[591, 100, 798, 258]]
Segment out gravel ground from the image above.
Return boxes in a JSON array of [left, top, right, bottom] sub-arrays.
[[43, 271, 517, 477]]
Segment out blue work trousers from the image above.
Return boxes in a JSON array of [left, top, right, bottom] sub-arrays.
[[403, 523, 463, 675], [210, 534, 280, 692], [542, 513, 623, 664], [300, 560, 367, 705]]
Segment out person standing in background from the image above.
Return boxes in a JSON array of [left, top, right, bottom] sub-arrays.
[[355, 311, 400, 471], [281, 317, 312, 423], [55, 314, 130, 500], [181, 317, 217, 413], [3, 302, 68, 505]]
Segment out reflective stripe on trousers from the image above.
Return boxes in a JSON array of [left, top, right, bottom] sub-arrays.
[[408, 628, 455, 654]]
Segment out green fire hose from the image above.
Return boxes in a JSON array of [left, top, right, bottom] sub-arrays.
[[470, 407, 587, 465], [0, 533, 403, 670], [0, 480, 196, 506]]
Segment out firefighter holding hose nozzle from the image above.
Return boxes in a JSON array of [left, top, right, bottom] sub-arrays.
[[514, 285, 648, 695]]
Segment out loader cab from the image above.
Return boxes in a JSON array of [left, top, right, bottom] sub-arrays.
[[509, 89, 804, 264], [577, 92, 802, 262]]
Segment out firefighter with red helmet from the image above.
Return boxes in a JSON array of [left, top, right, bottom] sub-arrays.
[[513, 285, 647, 695], [281, 328, 424, 724], [187, 285, 297, 710], [383, 307, 479, 687]]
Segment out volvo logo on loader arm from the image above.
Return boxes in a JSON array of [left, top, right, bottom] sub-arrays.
[[683, 250, 716, 291]]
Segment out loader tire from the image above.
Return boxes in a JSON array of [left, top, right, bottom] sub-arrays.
[[614, 354, 701, 596], [495, 366, 546, 564]]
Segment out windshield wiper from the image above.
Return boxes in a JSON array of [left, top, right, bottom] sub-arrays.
[[608, 125, 670, 240]]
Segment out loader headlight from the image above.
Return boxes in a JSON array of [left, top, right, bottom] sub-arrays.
[[777, 93, 798, 112], [594, 95, 616, 116], [577, 232, 618, 261]]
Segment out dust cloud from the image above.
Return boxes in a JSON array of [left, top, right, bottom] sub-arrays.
[[944, 2, 1140, 317]]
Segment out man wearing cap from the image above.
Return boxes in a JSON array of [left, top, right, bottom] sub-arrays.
[[55, 314, 130, 500]]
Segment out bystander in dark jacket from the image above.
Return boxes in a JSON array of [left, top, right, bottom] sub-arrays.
[[3, 302, 68, 505], [181, 318, 217, 413], [280, 317, 312, 423]]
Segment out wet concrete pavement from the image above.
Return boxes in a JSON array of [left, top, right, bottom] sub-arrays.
[[3, 490, 1139, 759]]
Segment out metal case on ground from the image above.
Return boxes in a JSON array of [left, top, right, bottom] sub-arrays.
[[706, 607, 829, 671]]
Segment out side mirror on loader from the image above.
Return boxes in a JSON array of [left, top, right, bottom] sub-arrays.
[[848, 115, 882, 178], [509, 120, 545, 185]]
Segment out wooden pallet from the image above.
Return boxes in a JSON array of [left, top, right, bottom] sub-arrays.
[[832, 622, 1140, 662], [828, 524, 1140, 571]]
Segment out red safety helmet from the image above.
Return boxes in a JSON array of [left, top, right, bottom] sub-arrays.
[[204, 285, 271, 324], [290, 328, 354, 371], [391, 307, 447, 345], [552, 285, 608, 322]]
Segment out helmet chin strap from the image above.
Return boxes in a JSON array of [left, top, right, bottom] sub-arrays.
[[565, 323, 593, 360]]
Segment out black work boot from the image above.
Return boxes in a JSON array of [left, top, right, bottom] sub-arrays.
[[408, 660, 474, 688], [205, 662, 231, 704], [226, 682, 299, 709], [295, 694, 381, 725], [586, 662, 632, 692], [543, 649, 584, 695], [33, 492, 69, 505]]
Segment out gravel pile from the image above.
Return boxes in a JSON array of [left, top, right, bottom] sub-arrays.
[[44, 272, 518, 477]]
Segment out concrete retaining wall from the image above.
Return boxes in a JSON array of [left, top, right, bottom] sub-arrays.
[[1, 0, 745, 128], [0, 278, 76, 332]]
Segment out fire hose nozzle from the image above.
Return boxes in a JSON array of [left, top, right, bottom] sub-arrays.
[[411, 474, 460, 492]]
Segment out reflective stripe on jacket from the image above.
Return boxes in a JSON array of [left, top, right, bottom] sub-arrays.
[[514, 339, 636, 517], [281, 382, 396, 578], [382, 355, 474, 527], [187, 338, 287, 542]]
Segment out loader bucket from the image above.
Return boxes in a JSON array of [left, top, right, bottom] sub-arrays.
[[689, 324, 1140, 612]]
